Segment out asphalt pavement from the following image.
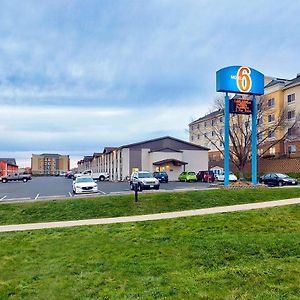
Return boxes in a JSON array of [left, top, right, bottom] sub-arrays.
[[0, 177, 211, 202]]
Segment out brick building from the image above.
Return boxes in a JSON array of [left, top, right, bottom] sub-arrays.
[[0, 158, 18, 176]]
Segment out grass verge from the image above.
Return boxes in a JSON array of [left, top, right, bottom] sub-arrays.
[[0, 188, 299, 225], [0, 205, 299, 299]]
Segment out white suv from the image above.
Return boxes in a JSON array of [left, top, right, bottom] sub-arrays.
[[130, 171, 160, 191]]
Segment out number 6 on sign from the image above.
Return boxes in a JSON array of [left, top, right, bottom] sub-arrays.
[[237, 67, 252, 93]]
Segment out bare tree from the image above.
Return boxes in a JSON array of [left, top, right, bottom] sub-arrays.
[[197, 95, 299, 179]]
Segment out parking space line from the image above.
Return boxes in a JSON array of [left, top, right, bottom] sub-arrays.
[[68, 192, 73, 197], [0, 195, 7, 201], [34, 194, 39, 200], [98, 190, 106, 195]]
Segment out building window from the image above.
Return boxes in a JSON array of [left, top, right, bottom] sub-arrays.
[[287, 93, 295, 104], [204, 122, 207, 128], [191, 135, 194, 141], [288, 110, 295, 120], [257, 117, 263, 126], [219, 129, 223, 136], [197, 134, 200, 139], [269, 147, 275, 155], [268, 114, 275, 123], [288, 145, 296, 154], [288, 127, 294, 136], [197, 124, 199, 129], [211, 131, 215, 137], [219, 140, 223, 147], [211, 119, 214, 126], [257, 103, 262, 111], [268, 130, 275, 139], [257, 132, 263, 141], [219, 117, 223, 123], [204, 133, 207, 138], [268, 98, 275, 108]]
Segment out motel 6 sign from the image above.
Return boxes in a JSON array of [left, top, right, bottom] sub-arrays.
[[216, 66, 264, 187], [216, 66, 264, 96]]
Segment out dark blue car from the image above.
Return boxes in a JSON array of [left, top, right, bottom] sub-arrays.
[[153, 171, 169, 183]]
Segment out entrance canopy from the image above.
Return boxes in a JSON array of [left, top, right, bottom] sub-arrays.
[[153, 158, 188, 166]]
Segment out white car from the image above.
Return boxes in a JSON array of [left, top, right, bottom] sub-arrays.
[[72, 176, 98, 194], [74, 170, 109, 181], [216, 172, 238, 182], [130, 171, 160, 191]]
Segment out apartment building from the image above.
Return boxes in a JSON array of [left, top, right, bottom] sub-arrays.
[[78, 136, 209, 181], [189, 73, 300, 160], [31, 153, 70, 175]]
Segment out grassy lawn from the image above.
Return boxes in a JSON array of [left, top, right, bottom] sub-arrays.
[[0, 205, 299, 299], [0, 188, 300, 225]]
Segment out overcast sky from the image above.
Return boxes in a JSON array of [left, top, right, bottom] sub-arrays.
[[1, 0, 300, 168]]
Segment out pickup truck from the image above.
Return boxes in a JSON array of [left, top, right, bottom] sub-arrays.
[[73, 170, 109, 181], [1, 173, 32, 183]]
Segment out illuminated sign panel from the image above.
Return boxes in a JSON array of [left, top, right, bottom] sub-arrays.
[[229, 98, 252, 115], [216, 66, 264, 95]]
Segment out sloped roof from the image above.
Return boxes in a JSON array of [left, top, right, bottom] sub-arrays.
[[153, 158, 188, 166], [121, 136, 209, 151], [189, 109, 223, 125], [283, 75, 300, 89], [0, 158, 17, 166], [103, 147, 118, 154], [148, 147, 183, 153]]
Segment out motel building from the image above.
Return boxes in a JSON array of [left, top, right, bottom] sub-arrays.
[[78, 136, 209, 181]]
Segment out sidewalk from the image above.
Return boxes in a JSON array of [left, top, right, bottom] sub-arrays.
[[0, 197, 300, 233]]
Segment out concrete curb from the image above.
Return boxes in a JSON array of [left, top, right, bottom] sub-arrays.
[[0, 197, 299, 233]]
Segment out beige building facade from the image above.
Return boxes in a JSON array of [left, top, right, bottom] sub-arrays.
[[189, 74, 300, 161], [31, 154, 70, 175]]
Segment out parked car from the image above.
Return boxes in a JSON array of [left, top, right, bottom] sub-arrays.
[[259, 173, 298, 186], [130, 171, 160, 191], [72, 176, 98, 194], [65, 171, 74, 179], [153, 171, 169, 183], [74, 170, 109, 181], [215, 172, 237, 182], [197, 170, 215, 182], [178, 171, 197, 182], [1, 173, 32, 183]]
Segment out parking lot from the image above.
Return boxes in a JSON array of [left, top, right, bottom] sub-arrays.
[[0, 177, 212, 202]]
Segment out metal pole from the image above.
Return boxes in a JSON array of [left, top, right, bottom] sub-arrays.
[[224, 93, 230, 186], [252, 95, 257, 184], [134, 183, 138, 202]]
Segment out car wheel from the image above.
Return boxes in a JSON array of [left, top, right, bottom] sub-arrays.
[[23, 178, 28, 183], [2, 179, 8, 183], [99, 176, 105, 181], [138, 184, 143, 192]]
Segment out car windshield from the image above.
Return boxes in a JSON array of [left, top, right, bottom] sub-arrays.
[[188, 172, 195, 175], [275, 173, 289, 178], [77, 177, 94, 183], [158, 172, 167, 176], [139, 172, 153, 178]]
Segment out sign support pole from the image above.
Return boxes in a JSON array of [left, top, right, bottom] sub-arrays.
[[251, 95, 257, 184], [224, 92, 230, 186]]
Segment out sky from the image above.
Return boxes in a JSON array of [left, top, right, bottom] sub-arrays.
[[1, 0, 300, 168]]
